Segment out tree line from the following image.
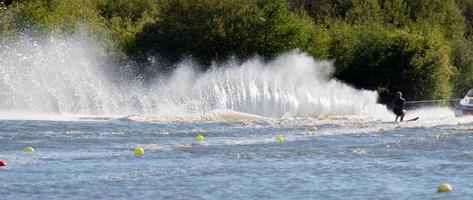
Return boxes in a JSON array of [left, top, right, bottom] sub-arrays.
[[2, 0, 473, 103]]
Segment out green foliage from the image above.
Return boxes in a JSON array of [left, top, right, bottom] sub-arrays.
[[405, 0, 464, 39], [288, 0, 467, 101], [302, 21, 331, 59], [289, 0, 359, 21], [8, 0, 105, 34], [452, 37, 473, 97], [0, 7, 16, 40], [329, 23, 453, 102], [95, 0, 160, 53], [2, 0, 473, 102], [456, 0, 473, 38], [1, 0, 159, 61], [96, 0, 158, 23], [132, 0, 316, 67], [291, 0, 465, 38]]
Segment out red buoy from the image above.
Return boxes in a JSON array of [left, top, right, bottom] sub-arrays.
[[0, 161, 7, 167]]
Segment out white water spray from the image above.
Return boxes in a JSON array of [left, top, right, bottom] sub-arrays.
[[0, 35, 391, 119]]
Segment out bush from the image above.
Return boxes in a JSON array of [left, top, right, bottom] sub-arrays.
[[0, 6, 16, 40], [452, 38, 473, 97], [291, 0, 465, 38], [329, 23, 454, 102], [1, 0, 470, 103], [456, 0, 473, 38], [7, 0, 104, 33], [95, 0, 160, 53], [132, 0, 316, 67], [1, 0, 161, 61]]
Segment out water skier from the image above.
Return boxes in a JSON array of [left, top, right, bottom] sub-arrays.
[[393, 92, 406, 122]]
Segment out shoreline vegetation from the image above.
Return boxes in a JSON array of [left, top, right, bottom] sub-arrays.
[[2, 0, 473, 104]]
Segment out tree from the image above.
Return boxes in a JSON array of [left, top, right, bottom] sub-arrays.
[[330, 23, 453, 102], [132, 0, 314, 68]]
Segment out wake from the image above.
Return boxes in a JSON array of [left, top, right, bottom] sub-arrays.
[[0, 34, 391, 119]]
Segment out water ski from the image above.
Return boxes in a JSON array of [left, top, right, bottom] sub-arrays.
[[403, 117, 419, 122]]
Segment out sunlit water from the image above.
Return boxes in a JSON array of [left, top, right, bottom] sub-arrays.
[[1, 35, 472, 199], [1, 110, 473, 199]]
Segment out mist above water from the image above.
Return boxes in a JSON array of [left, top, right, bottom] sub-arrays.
[[0, 34, 390, 119]]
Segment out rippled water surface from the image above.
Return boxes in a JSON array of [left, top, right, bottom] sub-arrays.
[[1, 110, 472, 200], [1, 34, 471, 199]]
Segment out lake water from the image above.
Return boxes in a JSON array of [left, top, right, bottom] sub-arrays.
[[1, 107, 472, 199], [1, 35, 471, 199]]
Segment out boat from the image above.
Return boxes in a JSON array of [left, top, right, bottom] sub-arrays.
[[455, 89, 473, 116]]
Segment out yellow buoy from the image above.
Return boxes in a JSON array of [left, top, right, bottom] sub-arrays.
[[438, 183, 452, 192], [195, 135, 205, 141], [309, 126, 317, 132], [24, 146, 35, 153], [379, 128, 386, 133], [134, 147, 144, 156], [275, 136, 285, 142]]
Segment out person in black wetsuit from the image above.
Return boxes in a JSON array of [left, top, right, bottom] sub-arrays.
[[393, 92, 406, 122]]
